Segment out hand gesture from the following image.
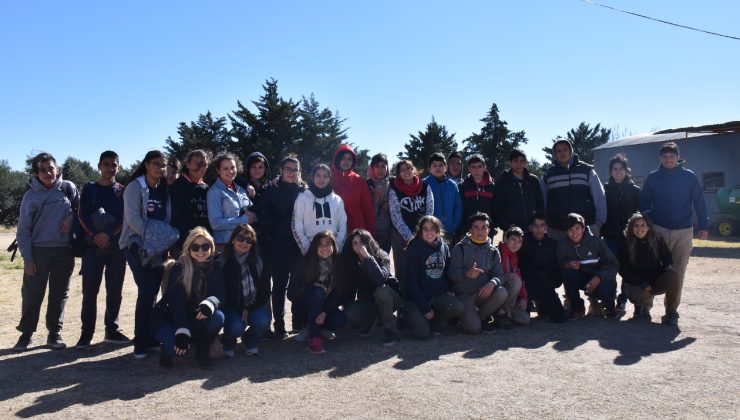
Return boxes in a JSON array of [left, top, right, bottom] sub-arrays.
[[245, 210, 258, 223], [93, 232, 110, 249], [352, 241, 370, 260], [424, 310, 435, 320], [246, 185, 256, 198], [467, 262, 485, 279], [478, 282, 495, 299]]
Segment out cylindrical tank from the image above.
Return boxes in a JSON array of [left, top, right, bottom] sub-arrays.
[[716, 186, 740, 214]]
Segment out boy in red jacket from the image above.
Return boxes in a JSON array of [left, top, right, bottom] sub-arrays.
[[498, 226, 530, 326], [332, 144, 376, 235]]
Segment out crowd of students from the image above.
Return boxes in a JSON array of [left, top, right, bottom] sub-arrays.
[[12, 140, 709, 369]]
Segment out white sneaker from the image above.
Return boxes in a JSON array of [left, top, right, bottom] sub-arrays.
[[321, 329, 336, 340], [244, 347, 259, 356], [293, 328, 309, 342]]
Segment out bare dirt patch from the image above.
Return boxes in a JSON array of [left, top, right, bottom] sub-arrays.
[[0, 232, 738, 419]]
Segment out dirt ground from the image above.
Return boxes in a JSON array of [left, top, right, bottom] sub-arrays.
[[0, 232, 738, 419]]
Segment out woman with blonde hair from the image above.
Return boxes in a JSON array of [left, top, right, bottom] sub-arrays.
[[151, 227, 225, 368]]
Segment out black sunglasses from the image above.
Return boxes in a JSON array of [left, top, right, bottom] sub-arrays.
[[189, 243, 212, 253], [235, 235, 256, 245]]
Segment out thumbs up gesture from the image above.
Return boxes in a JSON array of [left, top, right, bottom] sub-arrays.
[[467, 261, 485, 279]]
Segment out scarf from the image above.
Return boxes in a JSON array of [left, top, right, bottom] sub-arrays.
[[236, 252, 256, 307], [309, 183, 332, 199], [393, 175, 422, 197], [192, 259, 213, 301]]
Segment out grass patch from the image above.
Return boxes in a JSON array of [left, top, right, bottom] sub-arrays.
[[694, 238, 740, 248]]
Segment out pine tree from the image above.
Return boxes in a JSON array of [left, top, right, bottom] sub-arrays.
[[164, 111, 231, 161], [542, 122, 611, 166], [229, 79, 301, 168], [463, 103, 527, 179], [0, 160, 28, 227], [398, 117, 458, 174], [295, 94, 349, 173], [60, 157, 99, 189]]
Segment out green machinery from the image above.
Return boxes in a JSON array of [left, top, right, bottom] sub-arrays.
[[713, 185, 740, 237]]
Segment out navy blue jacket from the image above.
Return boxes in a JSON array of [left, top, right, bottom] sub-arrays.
[[641, 164, 709, 231], [405, 237, 451, 314]]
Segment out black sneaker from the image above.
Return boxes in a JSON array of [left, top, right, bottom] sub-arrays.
[[661, 311, 679, 327], [274, 326, 288, 338], [13, 334, 32, 352], [430, 324, 443, 336], [75, 333, 93, 349], [104, 330, 131, 344], [46, 333, 66, 350], [383, 329, 399, 346], [359, 316, 376, 338], [493, 315, 512, 330], [159, 346, 173, 369], [481, 320, 497, 334], [630, 305, 644, 321]]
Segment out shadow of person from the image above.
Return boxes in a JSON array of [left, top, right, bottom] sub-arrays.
[[598, 321, 695, 365]]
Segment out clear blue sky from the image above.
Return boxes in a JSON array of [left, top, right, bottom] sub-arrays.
[[1, 0, 738, 171]]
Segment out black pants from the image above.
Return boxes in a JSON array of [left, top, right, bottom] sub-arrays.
[[528, 288, 566, 323], [269, 238, 301, 330], [17, 246, 74, 335], [80, 246, 127, 335]]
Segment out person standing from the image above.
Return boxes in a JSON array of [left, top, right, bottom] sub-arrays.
[[423, 153, 462, 241], [541, 139, 606, 241], [13, 153, 77, 351], [457, 154, 496, 241], [207, 153, 255, 249], [332, 144, 375, 235], [75, 150, 130, 348], [640, 141, 709, 326], [169, 149, 211, 255], [367, 153, 392, 252], [446, 151, 464, 185], [494, 149, 544, 231]]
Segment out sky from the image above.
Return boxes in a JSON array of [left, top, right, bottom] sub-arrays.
[[1, 0, 739, 171]]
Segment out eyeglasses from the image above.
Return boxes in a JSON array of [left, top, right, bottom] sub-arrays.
[[235, 235, 256, 245], [189, 243, 212, 253], [282, 167, 299, 174]]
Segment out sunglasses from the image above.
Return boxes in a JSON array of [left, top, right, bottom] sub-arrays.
[[235, 235, 256, 245], [189, 242, 212, 253]]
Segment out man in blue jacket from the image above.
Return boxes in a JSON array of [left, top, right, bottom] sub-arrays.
[[641, 141, 709, 327], [423, 153, 462, 240]]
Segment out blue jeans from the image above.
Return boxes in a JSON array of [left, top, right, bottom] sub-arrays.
[[124, 247, 163, 350], [561, 268, 616, 312], [80, 246, 127, 335], [222, 306, 271, 351], [302, 285, 347, 338], [155, 310, 225, 357]]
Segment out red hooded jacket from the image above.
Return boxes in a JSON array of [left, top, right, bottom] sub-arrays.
[[498, 241, 527, 301], [331, 144, 376, 235]]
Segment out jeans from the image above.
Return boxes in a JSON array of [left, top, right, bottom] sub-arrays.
[[125, 247, 163, 350], [155, 310, 225, 357], [562, 268, 616, 312], [302, 285, 347, 339], [80, 246, 127, 335], [17, 246, 74, 335], [269, 239, 301, 330], [405, 293, 464, 340], [344, 285, 402, 331], [222, 306, 272, 351]]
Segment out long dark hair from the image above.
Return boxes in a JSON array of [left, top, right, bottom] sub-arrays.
[[128, 150, 169, 201], [338, 229, 384, 278], [303, 231, 345, 292], [624, 212, 660, 263], [413, 215, 445, 242]]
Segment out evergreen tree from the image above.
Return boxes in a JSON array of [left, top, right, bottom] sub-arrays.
[[164, 111, 231, 161], [527, 157, 545, 179], [398, 117, 458, 174], [60, 157, 99, 189], [295, 94, 349, 174], [542, 122, 611, 165], [229, 78, 301, 168], [463, 103, 527, 179], [0, 160, 28, 227]]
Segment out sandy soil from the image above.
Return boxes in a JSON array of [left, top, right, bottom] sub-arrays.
[[0, 232, 738, 419]]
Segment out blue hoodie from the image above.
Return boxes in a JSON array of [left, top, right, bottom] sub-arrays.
[[423, 174, 463, 234], [16, 176, 78, 264], [641, 164, 709, 231]]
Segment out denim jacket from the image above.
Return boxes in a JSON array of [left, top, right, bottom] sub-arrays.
[[207, 177, 252, 244]]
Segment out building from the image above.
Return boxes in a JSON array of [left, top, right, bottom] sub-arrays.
[[593, 121, 740, 232]]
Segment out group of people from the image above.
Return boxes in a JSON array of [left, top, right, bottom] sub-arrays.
[[12, 139, 709, 369]]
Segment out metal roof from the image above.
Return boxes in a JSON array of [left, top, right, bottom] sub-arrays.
[[593, 131, 714, 150]]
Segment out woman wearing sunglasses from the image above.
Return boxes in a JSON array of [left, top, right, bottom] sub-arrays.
[[152, 227, 224, 369], [170, 149, 212, 256], [220, 224, 271, 356], [252, 155, 305, 336]]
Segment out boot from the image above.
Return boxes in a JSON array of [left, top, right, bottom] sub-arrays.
[[195, 334, 216, 369]]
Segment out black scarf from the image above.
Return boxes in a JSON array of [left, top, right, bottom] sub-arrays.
[[309, 183, 332, 199]]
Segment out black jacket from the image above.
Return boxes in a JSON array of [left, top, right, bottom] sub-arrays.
[[221, 250, 271, 313], [602, 178, 641, 240], [618, 236, 673, 288], [518, 232, 562, 294], [343, 250, 399, 302], [287, 257, 346, 312], [253, 179, 305, 249], [457, 172, 496, 236], [494, 168, 543, 230], [169, 175, 210, 247]]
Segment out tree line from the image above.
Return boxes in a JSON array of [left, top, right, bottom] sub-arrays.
[[0, 78, 610, 227]]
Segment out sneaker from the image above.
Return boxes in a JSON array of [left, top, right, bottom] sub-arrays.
[[306, 337, 326, 354], [274, 325, 287, 337], [586, 298, 606, 318], [493, 315, 513, 330], [430, 324, 443, 336], [75, 333, 93, 349], [46, 333, 66, 350], [383, 329, 399, 347], [159, 347, 173, 368], [661, 311, 679, 327], [13, 334, 32, 352], [642, 307, 652, 321], [358, 316, 376, 337], [293, 327, 309, 343], [133, 347, 150, 359], [630, 305, 644, 321], [567, 310, 585, 321], [480, 320, 497, 334], [321, 329, 336, 340], [244, 347, 259, 356], [104, 330, 131, 344], [616, 293, 628, 312], [223, 349, 235, 358]]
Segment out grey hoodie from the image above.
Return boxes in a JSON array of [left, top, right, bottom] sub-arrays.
[[448, 235, 505, 296], [16, 176, 78, 264], [556, 230, 619, 282], [119, 175, 172, 250]]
